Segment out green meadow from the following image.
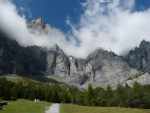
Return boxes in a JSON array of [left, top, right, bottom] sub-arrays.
[[0, 99, 50, 113], [61, 104, 150, 113]]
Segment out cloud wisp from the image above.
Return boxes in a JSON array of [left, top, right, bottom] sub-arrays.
[[1, 0, 150, 58]]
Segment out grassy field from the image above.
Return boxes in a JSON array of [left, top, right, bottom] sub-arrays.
[[0, 74, 60, 84], [0, 99, 50, 113], [61, 104, 150, 113]]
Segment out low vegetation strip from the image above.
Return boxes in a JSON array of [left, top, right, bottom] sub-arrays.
[[1, 77, 150, 109], [0, 99, 50, 113], [60, 104, 150, 113]]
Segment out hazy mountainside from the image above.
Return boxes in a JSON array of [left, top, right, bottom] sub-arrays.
[[0, 18, 150, 88], [0, 31, 47, 75]]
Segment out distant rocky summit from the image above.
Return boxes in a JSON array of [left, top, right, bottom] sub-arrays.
[[0, 18, 150, 88]]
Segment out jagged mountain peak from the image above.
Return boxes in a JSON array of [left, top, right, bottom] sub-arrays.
[[53, 44, 60, 50], [31, 17, 45, 27], [140, 40, 150, 48], [48, 44, 65, 54], [28, 17, 49, 34], [87, 48, 118, 61]]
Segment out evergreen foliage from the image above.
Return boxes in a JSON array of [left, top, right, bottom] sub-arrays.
[[0, 78, 150, 109]]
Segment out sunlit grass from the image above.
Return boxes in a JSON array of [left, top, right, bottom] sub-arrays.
[[61, 104, 150, 113], [0, 99, 50, 113]]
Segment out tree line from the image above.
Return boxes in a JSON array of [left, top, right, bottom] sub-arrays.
[[0, 78, 150, 109]]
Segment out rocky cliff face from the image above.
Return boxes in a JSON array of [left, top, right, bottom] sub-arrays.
[[46, 44, 70, 77], [1, 18, 150, 88], [125, 40, 150, 73], [84, 49, 137, 88]]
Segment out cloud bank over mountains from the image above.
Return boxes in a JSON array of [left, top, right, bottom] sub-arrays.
[[0, 0, 150, 58], [0, 0, 68, 47]]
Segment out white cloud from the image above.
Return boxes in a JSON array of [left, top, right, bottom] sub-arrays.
[[0, 0, 70, 47], [1, 0, 150, 58], [69, 0, 150, 57]]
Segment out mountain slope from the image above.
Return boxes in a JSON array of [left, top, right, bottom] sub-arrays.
[[1, 18, 150, 88]]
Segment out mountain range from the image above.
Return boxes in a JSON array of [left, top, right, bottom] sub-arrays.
[[0, 18, 150, 88]]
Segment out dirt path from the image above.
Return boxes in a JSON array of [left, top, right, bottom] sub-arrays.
[[45, 104, 60, 113]]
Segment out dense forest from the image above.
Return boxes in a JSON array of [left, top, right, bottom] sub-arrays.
[[0, 78, 150, 109]]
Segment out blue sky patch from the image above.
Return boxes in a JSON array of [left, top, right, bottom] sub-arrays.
[[13, 0, 150, 32]]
